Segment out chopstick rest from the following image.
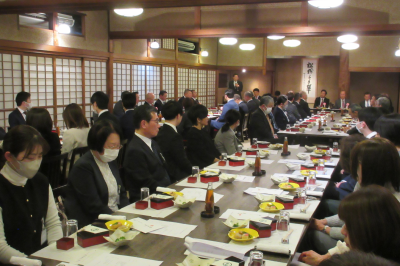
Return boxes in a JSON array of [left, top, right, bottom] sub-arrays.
[[281, 229, 294, 244], [300, 203, 311, 213]]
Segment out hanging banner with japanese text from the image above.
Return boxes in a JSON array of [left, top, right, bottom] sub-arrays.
[[301, 58, 319, 104]]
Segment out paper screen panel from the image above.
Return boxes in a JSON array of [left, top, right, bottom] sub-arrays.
[[85, 60, 107, 123], [162, 66, 175, 100], [146, 65, 160, 96], [113, 62, 131, 103], [178, 68, 188, 99]]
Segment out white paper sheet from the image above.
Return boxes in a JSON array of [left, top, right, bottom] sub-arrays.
[[325, 158, 339, 167], [290, 252, 311, 266], [179, 188, 224, 203], [219, 209, 275, 220], [244, 187, 289, 196], [277, 131, 297, 134], [207, 162, 247, 171], [118, 204, 179, 218], [234, 175, 256, 183], [257, 200, 320, 221], [288, 145, 300, 149], [266, 150, 279, 155], [245, 158, 275, 165], [129, 217, 165, 233], [277, 159, 305, 164], [147, 219, 197, 238], [85, 254, 163, 266], [292, 168, 334, 180], [176, 179, 224, 189]]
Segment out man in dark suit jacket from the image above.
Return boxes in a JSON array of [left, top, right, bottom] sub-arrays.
[[273, 96, 290, 130], [155, 101, 192, 183], [191, 90, 200, 104], [244, 91, 259, 114], [91, 91, 121, 129], [294, 93, 307, 119], [9, 91, 31, 129], [143, 93, 155, 107], [120, 92, 137, 142], [154, 90, 167, 114], [359, 92, 372, 108], [334, 91, 351, 109], [314, 89, 330, 108], [300, 91, 312, 117], [124, 105, 171, 202], [253, 88, 261, 100], [178, 89, 193, 105], [228, 74, 243, 96], [234, 94, 249, 114], [113, 91, 130, 119], [286, 93, 301, 123], [211, 90, 239, 130], [249, 96, 277, 141]]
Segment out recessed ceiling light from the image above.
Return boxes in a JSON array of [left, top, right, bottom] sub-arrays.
[[342, 43, 360, 50], [308, 0, 344, 9], [242, 69, 246, 73], [219, 38, 238, 45], [283, 40, 301, 47], [239, 44, 255, 50], [337, 34, 358, 43], [268, 35, 285, 40], [114, 8, 144, 17]]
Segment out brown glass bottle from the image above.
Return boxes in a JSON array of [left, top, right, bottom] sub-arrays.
[[255, 151, 261, 175], [283, 137, 288, 154], [318, 119, 322, 130], [205, 182, 214, 215]]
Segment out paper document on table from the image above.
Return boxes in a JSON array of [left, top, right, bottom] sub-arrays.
[[278, 131, 297, 134], [32, 239, 116, 265], [147, 219, 197, 238], [176, 178, 223, 189], [229, 223, 305, 256], [207, 162, 247, 171], [85, 254, 163, 266], [118, 204, 179, 218], [234, 175, 256, 183], [266, 150, 278, 155], [244, 187, 289, 196], [246, 158, 274, 165], [305, 128, 312, 132], [277, 159, 305, 164], [220, 209, 274, 220], [292, 167, 334, 179], [288, 145, 300, 149], [179, 188, 224, 203], [130, 217, 164, 233]]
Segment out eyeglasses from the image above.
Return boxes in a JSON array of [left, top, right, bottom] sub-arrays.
[[150, 119, 160, 124], [107, 144, 123, 150]]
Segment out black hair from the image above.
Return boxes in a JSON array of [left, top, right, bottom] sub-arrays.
[[91, 91, 109, 110], [26, 108, 53, 136], [121, 91, 130, 100], [133, 105, 157, 130], [88, 120, 122, 153], [294, 93, 301, 101], [162, 101, 183, 120], [225, 89, 234, 99], [122, 92, 136, 110], [287, 93, 294, 101], [233, 73, 238, 77], [253, 88, 259, 92], [276, 95, 288, 105], [358, 107, 382, 131], [159, 90, 167, 96], [182, 98, 195, 111], [321, 89, 327, 95], [320, 250, 400, 266], [15, 91, 31, 106], [221, 109, 241, 133], [274, 91, 281, 96], [3, 125, 50, 159], [364, 91, 371, 95], [375, 114, 400, 146], [187, 104, 208, 125]]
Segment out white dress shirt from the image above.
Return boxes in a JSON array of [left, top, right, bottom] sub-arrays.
[[164, 122, 177, 133], [98, 110, 108, 117], [364, 100, 371, 107], [366, 131, 377, 139], [135, 132, 153, 151]]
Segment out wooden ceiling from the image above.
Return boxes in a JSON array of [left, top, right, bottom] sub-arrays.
[[0, 0, 308, 14]]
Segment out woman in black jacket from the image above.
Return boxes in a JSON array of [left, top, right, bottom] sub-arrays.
[[186, 104, 221, 169]]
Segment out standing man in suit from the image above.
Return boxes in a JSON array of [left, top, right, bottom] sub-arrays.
[[294, 93, 307, 119], [360, 92, 372, 108], [314, 89, 330, 108], [9, 91, 31, 129], [253, 88, 261, 100], [91, 91, 120, 128], [191, 90, 200, 104], [120, 92, 137, 142], [300, 91, 311, 117], [143, 93, 155, 106], [178, 89, 192, 105], [211, 90, 239, 130], [234, 94, 249, 114], [228, 74, 243, 96], [155, 101, 192, 183], [334, 91, 351, 109], [124, 105, 171, 202], [249, 96, 279, 142], [245, 91, 259, 114], [113, 91, 130, 119], [154, 90, 167, 114], [273, 96, 290, 130], [286, 93, 301, 123]]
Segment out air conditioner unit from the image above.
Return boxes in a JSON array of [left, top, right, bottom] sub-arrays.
[[19, 13, 75, 28], [178, 40, 196, 52]]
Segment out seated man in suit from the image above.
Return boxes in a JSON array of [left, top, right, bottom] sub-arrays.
[[91, 91, 121, 128], [228, 73, 243, 96], [9, 91, 31, 129], [352, 107, 382, 139], [178, 89, 193, 105], [334, 91, 351, 109], [273, 96, 290, 130], [144, 93, 155, 106], [248, 96, 279, 142], [154, 90, 167, 114], [376, 97, 391, 114], [155, 101, 192, 183], [313, 89, 330, 108], [120, 92, 137, 142], [360, 92, 372, 108], [124, 105, 171, 202], [245, 91, 259, 114], [294, 92, 307, 119], [113, 91, 130, 119], [210, 89, 239, 130], [300, 90, 311, 117], [347, 104, 362, 135], [234, 94, 249, 114], [253, 88, 261, 100], [191, 90, 200, 104], [286, 92, 301, 123]]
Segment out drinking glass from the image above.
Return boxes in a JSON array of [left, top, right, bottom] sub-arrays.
[[192, 166, 200, 181], [317, 159, 325, 175], [333, 142, 339, 152], [237, 145, 243, 153], [252, 138, 258, 148], [66, 219, 78, 239], [248, 250, 264, 266], [221, 153, 228, 161], [286, 124, 291, 131], [277, 211, 290, 231], [325, 149, 332, 161], [140, 187, 150, 201]]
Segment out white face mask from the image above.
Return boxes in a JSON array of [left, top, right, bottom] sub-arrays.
[[25, 102, 32, 110], [13, 158, 42, 178], [99, 148, 119, 163], [266, 107, 272, 114]]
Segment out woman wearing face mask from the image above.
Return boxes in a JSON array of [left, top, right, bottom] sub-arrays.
[[0, 125, 63, 264], [214, 109, 242, 155], [65, 120, 129, 227], [273, 95, 290, 130]]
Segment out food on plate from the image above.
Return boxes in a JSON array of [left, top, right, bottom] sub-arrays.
[[264, 202, 277, 210], [313, 149, 326, 155], [280, 183, 295, 189], [110, 222, 123, 230], [233, 231, 252, 240]]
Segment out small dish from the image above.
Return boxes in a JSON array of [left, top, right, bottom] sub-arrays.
[[297, 153, 309, 160], [246, 160, 255, 167], [271, 175, 289, 185], [305, 145, 316, 152], [278, 182, 300, 191], [286, 163, 300, 171], [254, 193, 275, 204], [219, 173, 237, 183], [313, 149, 326, 155], [228, 228, 259, 242], [105, 220, 133, 232], [259, 150, 270, 158], [259, 202, 284, 213], [223, 215, 250, 229], [174, 195, 196, 208], [103, 229, 140, 246], [300, 170, 317, 176], [269, 144, 283, 150]]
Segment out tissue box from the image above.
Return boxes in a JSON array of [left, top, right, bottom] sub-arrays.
[[275, 196, 294, 210], [228, 159, 245, 166], [57, 237, 74, 250], [265, 217, 278, 231], [289, 176, 306, 188], [150, 195, 174, 210], [299, 124, 308, 128], [201, 175, 220, 183], [249, 221, 271, 238], [77, 231, 109, 248], [290, 128, 300, 132], [235, 152, 242, 157], [257, 142, 270, 148]]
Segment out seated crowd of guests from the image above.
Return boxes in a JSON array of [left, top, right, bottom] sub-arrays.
[[1, 87, 400, 266]]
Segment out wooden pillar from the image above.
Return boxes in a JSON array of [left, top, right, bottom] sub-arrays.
[[194, 7, 201, 30], [174, 64, 179, 101], [339, 48, 350, 98], [49, 12, 59, 46], [262, 37, 267, 76], [107, 55, 114, 111], [300, 1, 308, 27]]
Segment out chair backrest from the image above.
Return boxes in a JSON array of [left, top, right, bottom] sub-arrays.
[[40, 153, 69, 188], [69, 146, 90, 173]]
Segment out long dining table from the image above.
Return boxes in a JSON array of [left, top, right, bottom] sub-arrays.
[[30, 145, 339, 266]]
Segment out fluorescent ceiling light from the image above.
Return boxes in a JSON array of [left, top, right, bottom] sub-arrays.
[[150, 41, 160, 49], [283, 40, 301, 47], [114, 8, 144, 17], [201, 50, 209, 57], [341, 43, 360, 50], [395, 50, 400, 57], [308, 0, 344, 8], [268, 35, 285, 40], [239, 44, 255, 50], [337, 34, 358, 43], [58, 24, 71, 34], [219, 38, 238, 45]]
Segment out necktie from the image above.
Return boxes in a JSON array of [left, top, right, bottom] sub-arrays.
[[320, 98, 324, 107], [342, 100, 345, 109], [151, 141, 171, 184], [269, 113, 279, 131], [23, 111, 27, 115]]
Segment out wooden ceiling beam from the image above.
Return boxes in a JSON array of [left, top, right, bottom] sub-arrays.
[[109, 24, 400, 39], [0, 0, 308, 14]]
